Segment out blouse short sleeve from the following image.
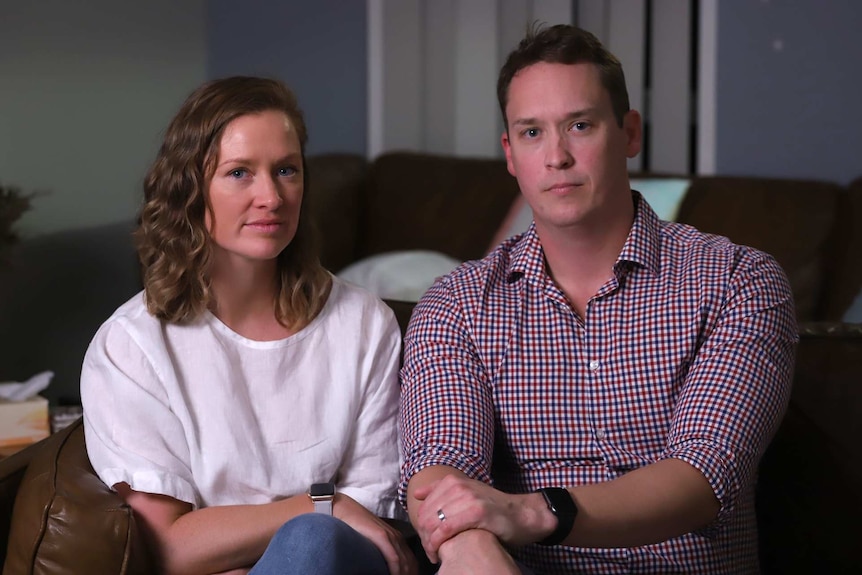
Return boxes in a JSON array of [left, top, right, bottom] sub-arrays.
[[81, 307, 199, 507]]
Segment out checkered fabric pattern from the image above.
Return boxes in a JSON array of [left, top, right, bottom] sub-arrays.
[[399, 194, 797, 574]]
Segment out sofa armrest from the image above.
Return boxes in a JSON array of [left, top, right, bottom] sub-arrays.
[[3, 418, 154, 575], [756, 321, 862, 573], [0, 440, 41, 567], [793, 321, 862, 480]]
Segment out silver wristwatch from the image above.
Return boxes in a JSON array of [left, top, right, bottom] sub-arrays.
[[308, 482, 336, 515]]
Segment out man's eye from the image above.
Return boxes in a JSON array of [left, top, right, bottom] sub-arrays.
[[524, 128, 540, 138], [572, 122, 589, 131]]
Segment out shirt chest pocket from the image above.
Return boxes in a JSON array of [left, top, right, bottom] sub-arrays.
[[491, 367, 602, 466]]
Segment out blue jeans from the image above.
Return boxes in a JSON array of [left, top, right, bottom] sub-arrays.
[[249, 514, 389, 575]]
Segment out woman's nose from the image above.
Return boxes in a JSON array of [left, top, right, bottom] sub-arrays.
[[255, 176, 283, 208]]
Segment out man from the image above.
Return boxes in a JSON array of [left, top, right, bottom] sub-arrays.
[[399, 24, 796, 574]]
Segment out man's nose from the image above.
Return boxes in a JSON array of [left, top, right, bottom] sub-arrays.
[[545, 132, 574, 169]]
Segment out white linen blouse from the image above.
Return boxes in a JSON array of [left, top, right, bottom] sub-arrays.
[[81, 276, 403, 518]]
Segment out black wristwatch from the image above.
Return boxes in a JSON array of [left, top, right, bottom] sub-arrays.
[[536, 487, 578, 546], [308, 482, 336, 515]]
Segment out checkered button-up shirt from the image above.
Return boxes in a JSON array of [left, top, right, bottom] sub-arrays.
[[400, 194, 797, 574]]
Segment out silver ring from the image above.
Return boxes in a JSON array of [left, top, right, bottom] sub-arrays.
[[437, 508, 446, 522]]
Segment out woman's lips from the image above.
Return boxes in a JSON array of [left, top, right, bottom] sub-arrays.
[[245, 220, 283, 233]]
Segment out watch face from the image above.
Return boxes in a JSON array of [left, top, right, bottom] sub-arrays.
[[309, 482, 336, 497], [542, 487, 577, 517]]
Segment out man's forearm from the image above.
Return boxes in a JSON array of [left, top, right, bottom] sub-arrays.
[[407, 458, 719, 557], [560, 458, 719, 548]]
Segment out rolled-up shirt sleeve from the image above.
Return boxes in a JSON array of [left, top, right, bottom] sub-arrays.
[[663, 251, 797, 527], [398, 279, 497, 508]]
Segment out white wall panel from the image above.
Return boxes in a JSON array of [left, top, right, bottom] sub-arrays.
[[576, 0, 609, 42], [498, 0, 533, 138], [607, 0, 646, 172], [532, 0, 573, 28], [424, 0, 457, 154], [367, 0, 386, 158], [650, 0, 692, 173], [454, 0, 499, 157], [369, 0, 574, 158], [384, 0, 423, 153], [370, 0, 701, 172], [697, 0, 718, 175]]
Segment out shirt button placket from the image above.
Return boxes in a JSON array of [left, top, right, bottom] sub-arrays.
[[588, 358, 605, 441]]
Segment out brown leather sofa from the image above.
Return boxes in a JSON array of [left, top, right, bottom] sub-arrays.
[[2, 153, 861, 573]]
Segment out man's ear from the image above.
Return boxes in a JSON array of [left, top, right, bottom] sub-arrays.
[[501, 131, 516, 177], [623, 110, 642, 159]]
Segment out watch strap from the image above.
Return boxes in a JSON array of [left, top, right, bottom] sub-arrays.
[[537, 487, 577, 546], [308, 482, 336, 516], [312, 498, 333, 515]]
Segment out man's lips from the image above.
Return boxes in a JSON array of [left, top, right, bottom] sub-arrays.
[[545, 182, 583, 193]]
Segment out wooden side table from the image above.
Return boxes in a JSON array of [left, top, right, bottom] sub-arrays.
[[0, 442, 34, 459]]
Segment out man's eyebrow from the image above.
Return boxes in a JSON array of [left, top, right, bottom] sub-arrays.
[[509, 108, 599, 128], [510, 117, 539, 128]]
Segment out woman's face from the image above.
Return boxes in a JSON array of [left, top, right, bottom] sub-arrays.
[[205, 109, 303, 271]]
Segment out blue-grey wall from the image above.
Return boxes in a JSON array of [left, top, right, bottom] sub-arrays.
[[0, 0, 206, 238], [715, 1, 862, 184], [206, 0, 367, 157]]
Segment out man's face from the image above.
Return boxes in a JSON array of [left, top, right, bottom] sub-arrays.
[[501, 62, 641, 236]]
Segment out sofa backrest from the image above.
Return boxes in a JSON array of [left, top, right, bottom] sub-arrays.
[[358, 152, 520, 263], [677, 176, 845, 322], [305, 153, 369, 273]]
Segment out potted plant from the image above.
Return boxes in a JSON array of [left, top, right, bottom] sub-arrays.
[[0, 184, 32, 262]]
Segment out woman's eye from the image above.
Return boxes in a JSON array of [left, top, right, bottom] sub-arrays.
[[277, 166, 298, 177], [229, 169, 247, 178]]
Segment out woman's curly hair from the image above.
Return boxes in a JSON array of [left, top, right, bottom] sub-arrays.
[[136, 76, 330, 328]]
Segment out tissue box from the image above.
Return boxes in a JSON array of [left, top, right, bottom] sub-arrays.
[[0, 395, 50, 447]]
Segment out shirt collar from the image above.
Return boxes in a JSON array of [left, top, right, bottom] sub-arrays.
[[506, 191, 662, 284], [618, 191, 661, 276]]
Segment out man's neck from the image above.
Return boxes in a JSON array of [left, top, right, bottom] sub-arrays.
[[537, 202, 634, 317]]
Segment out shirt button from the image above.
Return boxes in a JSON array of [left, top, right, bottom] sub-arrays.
[[596, 428, 606, 440], [589, 360, 600, 371]]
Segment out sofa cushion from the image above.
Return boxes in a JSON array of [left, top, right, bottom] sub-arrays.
[[677, 176, 843, 321], [3, 418, 153, 575], [338, 250, 461, 302]]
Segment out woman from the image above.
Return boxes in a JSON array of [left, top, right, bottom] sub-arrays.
[[81, 77, 416, 575]]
